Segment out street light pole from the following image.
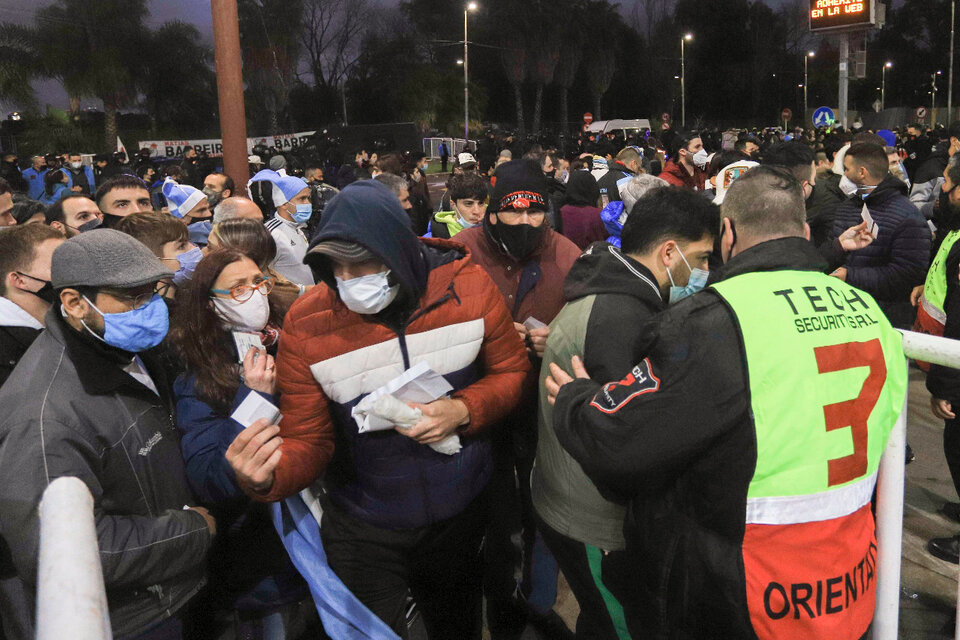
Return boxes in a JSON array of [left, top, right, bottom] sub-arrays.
[[882, 61, 892, 111], [933, 70, 943, 118], [950, 0, 956, 120], [463, 3, 477, 144], [804, 51, 814, 121], [681, 33, 692, 129]]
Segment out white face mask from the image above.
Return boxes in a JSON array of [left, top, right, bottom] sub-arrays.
[[336, 270, 399, 315], [70, 161, 83, 170], [839, 175, 858, 197], [692, 149, 709, 169], [213, 291, 270, 332]]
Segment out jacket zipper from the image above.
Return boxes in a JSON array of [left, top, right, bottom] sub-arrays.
[[390, 282, 458, 522]]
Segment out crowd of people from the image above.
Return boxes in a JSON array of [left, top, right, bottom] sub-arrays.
[[0, 117, 956, 640]]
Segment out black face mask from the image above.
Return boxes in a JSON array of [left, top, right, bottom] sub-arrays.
[[16, 273, 57, 305], [68, 218, 102, 234], [32, 281, 57, 305], [100, 212, 125, 229], [544, 169, 556, 179], [491, 221, 545, 261]]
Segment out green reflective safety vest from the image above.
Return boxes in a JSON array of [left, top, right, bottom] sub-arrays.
[[920, 228, 960, 326], [711, 270, 907, 640], [712, 271, 906, 503]]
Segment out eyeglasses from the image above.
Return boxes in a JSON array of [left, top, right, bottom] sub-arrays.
[[210, 276, 274, 302], [100, 284, 168, 310]]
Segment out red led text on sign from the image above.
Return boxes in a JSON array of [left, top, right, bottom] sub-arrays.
[[810, 0, 873, 31]]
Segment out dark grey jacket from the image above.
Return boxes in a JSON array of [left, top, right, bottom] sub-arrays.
[[0, 309, 211, 637]]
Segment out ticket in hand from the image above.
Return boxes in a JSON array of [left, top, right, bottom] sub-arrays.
[[232, 331, 264, 363], [861, 203, 879, 239]]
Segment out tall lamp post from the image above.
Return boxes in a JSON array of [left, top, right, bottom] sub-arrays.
[[463, 2, 478, 143], [933, 69, 943, 118], [881, 61, 892, 111], [804, 51, 815, 120], [681, 33, 693, 128], [950, 1, 956, 119]]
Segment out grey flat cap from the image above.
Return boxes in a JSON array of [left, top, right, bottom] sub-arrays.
[[52, 229, 174, 290]]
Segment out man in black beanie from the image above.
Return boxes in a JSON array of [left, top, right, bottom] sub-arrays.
[[455, 159, 581, 637]]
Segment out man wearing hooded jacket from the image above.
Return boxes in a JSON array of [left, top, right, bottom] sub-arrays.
[[533, 187, 717, 638], [454, 160, 582, 637], [227, 180, 530, 639]]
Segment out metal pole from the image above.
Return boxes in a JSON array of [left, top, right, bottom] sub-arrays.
[[839, 32, 850, 130], [681, 38, 686, 129], [950, 0, 956, 121], [36, 477, 111, 640], [881, 65, 886, 112], [872, 371, 907, 640], [211, 0, 250, 196], [804, 55, 809, 120], [933, 72, 939, 120], [464, 9, 469, 142]]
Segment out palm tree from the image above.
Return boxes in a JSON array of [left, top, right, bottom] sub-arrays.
[[36, 0, 149, 150], [0, 23, 41, 109], [141, 22, 217, 135], [500, 45, 527, 135]]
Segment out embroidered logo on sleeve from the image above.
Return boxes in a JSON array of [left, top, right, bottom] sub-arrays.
[[589, 359, 660, 414]]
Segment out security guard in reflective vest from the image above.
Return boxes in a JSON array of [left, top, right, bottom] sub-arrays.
[[546, 166, 908, 640]]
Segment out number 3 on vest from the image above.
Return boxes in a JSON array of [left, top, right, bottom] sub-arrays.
[[814, 339, 886, 487]]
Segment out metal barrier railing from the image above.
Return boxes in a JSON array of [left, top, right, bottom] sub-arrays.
[[874, 330, 960, 640], [36, 477, 111, 640], [30, 330, 960, 640]]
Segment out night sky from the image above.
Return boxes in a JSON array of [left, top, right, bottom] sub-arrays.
[[0, 0, 868, 112]]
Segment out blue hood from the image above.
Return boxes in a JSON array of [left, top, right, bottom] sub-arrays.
[[600, 200, 625, 248]]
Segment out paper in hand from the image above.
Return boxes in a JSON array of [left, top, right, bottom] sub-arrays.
[[523, 317, 548, 331], [232, 391, 282, 428], [350, 362, 462, 455], [861, 203, 879, 239], [232, 331, 264, 363]]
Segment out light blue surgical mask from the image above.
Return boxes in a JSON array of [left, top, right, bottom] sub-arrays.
[[81, 294, 170, 353], [172, 247, 203, 286], [667, 246, 709, 304], [291, 203, 313, 225], [456, 214, 477, 229]]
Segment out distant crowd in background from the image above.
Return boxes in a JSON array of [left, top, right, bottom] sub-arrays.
[[0, 116, 958, 640]]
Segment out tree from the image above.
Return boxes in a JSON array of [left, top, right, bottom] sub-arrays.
[[301, 0, 372, 90], [0, 23, 40, 110], [238, 0, 304, 134], [141, 22, 217, 135], [36, 0, 149, 150], [500, 44, 528, 134], [580, 0, 622, 120], [529, 26, 560, 135]]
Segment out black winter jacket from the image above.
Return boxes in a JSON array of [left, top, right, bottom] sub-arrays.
[[554, 238, 844, 639], [0, 310, 211, 637], [0, 325, 40, 389], [596, 161, 635, 203], [831, 175, 931, 326]]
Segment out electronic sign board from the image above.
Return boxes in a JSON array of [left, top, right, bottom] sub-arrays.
[[810, 0, 875, 32]]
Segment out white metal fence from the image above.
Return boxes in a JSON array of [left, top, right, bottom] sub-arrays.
[[421, 137, 476, 161], [32, 330, 960, 639]]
